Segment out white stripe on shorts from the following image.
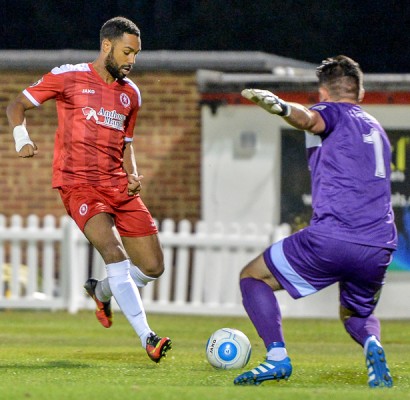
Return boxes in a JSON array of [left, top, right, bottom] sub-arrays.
[[268, 240, 317, 297]]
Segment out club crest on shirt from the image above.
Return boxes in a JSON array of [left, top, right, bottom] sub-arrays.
[[120, 93, 131, 107], [82, 106, 126, 131], [79, 203, 88, 216]]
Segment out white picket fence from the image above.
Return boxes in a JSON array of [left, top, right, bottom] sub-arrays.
[[0, 214, 291, 315], [1, 214, 408, 319]]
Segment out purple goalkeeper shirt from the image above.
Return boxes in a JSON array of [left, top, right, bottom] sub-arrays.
[[305, 102, 397, 249]]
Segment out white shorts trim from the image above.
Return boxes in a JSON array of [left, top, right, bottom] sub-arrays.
[[268, 240, 317, 297]]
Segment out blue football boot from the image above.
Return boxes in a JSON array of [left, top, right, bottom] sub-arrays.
[[234, 357, 292, 385], [366, 340, 393, 388]]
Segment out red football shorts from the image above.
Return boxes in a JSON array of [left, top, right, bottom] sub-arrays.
[[58, 185, 158, 237]]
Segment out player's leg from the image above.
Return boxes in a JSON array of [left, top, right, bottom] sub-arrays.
[[95, 234, 163, 300], [82, 212, 126, 328], [235, 229, 340, 386], [234, 251, 293, 385], [114, 195, 171, 362], [122, 233, 164, 286], [113, 193, 165, 288], [92, 234, 163, 305], [58, 186, 117, 328], [83, 213, 169, 362], [121, 234, 171, 362], [341, 305, 393, 388], [239, 255, 286, 349], [339, 245, 393, 387], [83, 212, 149, 337], [340, 305, 381, 346]]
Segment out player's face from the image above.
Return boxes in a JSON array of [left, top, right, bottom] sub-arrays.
[[105, 33, 141, 80]]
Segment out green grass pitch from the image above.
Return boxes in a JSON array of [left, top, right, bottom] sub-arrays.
[[0, 310, 409, 400]]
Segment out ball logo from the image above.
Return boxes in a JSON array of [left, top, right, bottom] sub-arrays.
[[120, 93, 130, 107], [79, 204, 88, 216], [209, 339, 217, 354], [206, 328, 251, 370], [218, 342, 238, 361]]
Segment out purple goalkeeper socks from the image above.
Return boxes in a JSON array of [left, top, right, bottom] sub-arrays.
[[344, 313, 381, 346], [240, 277, 284, 347]]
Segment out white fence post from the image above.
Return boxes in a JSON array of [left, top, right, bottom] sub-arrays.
[[61, 216, 81, 313], [190, 220, 207, 307], [26, 215, 39, 297], [174, 219, 192, 305], [221, 222, 242, 308], [42, 215, 56, 298], [203, 221, 224, 307], [157, 218, 175, 304], [10, 215, 23, 299]]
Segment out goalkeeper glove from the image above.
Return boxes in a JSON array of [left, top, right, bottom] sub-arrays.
[[241, 89, 291, 117]]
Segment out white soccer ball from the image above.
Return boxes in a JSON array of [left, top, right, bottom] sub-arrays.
[[205, 328, 252, 369]]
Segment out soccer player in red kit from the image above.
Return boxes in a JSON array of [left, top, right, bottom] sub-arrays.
[[7, 17, 171, 363]]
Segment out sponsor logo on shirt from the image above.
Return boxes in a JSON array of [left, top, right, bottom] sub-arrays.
[[82, 107, 126, 131], [82, 89, 96, 94]]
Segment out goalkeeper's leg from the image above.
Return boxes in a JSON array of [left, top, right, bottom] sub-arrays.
[[234, 256, 292, 385], [342, 307, 393, 388]]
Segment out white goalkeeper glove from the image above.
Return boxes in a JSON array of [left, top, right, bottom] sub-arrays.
[[241, 89, 291, 117]]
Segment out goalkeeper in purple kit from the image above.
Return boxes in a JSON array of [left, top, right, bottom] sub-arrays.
[[235, 55, 397, 388]]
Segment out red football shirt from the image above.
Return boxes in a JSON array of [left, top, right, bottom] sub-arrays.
[[23, 63, 141, 187]]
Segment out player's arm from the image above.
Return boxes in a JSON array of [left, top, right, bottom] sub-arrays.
[[6, 93, 38, 157], [241, 89, 326, 134], [123, 141, 143, 196]]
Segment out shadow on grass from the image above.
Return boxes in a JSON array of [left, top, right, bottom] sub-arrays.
[[0, 360, 93, 370]]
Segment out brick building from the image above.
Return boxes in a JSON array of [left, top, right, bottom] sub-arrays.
[[0, 50, 315, 223]]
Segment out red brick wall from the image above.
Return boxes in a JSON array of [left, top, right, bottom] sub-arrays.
[[0, 70, 201, 223]]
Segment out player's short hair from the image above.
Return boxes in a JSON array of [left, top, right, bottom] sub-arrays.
[[316, 55, 364, 101], [100, 16, 140, 45]]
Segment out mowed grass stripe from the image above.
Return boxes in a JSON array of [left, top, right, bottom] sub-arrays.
[[0, 311, 409, 400]]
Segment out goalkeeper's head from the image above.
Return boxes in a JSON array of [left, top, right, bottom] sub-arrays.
[[316, 55, 364, 103]]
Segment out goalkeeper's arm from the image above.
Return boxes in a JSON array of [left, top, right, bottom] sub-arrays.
[[241, 89, 325, 134]]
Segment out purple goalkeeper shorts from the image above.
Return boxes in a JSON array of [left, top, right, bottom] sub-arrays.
[[263, 228, 393, 317]]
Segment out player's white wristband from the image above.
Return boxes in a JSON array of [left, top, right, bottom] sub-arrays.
[[13, 125, 34, 152]]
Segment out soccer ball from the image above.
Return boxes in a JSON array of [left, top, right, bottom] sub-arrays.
[[205, 328, 251, 369]]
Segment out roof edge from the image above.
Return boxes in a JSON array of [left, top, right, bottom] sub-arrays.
[[196, 69, 410, 93], [0, 49, 315, 72]]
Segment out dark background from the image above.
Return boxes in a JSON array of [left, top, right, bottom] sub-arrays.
[[1, 0, 409, 73]]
